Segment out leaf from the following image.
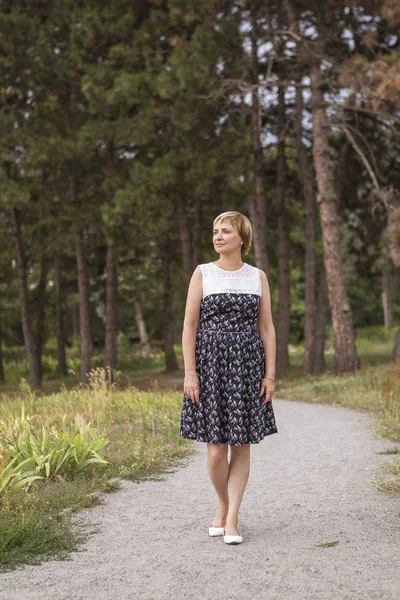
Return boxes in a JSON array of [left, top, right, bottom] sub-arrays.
[[315, 541, 340, 548]]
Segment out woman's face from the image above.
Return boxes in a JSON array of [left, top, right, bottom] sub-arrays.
[[212, 220, 242, 254]]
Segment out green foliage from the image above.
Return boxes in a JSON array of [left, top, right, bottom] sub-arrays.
[[5, 418, 108, 477], [0, 0, 398, 391], [0, 456, 43, 499], [0, 406, 109, 498], [0, 504, 80, 572], [0, 367, 194, 569]]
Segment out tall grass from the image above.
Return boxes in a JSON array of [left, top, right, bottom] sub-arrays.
[[0, 368, 193, 570], [368, 362, 400, 441]]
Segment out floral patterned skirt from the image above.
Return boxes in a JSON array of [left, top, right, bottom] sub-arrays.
[[179, 327, 278, 446]]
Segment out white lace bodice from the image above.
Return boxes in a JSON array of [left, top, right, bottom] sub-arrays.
[[198, 262, 262, 299]]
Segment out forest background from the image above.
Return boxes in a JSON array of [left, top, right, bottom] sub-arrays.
[[1, 0, 400, 389], [2, 0, 400, 570]]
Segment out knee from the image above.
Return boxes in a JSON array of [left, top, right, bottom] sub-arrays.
[[230, 443, 250, 457], [207, 446, 227, 469]]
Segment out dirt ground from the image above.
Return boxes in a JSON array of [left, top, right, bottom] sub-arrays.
[[1, 398, 399, 600]]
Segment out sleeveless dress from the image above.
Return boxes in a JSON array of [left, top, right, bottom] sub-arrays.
[[179, 261, 278, 446]]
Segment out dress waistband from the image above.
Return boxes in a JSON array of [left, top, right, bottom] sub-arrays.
[[199, 329, 255, 334]]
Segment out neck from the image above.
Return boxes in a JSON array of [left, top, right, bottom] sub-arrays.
[[215, 255, 244, 271]]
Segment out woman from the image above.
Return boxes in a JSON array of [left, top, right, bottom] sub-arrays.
[[179, 211, 278, 545]]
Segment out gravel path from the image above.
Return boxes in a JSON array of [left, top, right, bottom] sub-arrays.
[[1, 398, 399, 600]]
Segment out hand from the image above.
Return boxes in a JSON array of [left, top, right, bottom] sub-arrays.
[[184, 373, 200, 404], [259, 377, 274, 406]]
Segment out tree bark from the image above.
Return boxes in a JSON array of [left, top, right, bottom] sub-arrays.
[[314, 263, 330, 374], [249, 9, 269, 276], [283, 0, 359, 374], [161, 231, 179, 371], [294, 84, 317, 373], [35, 252, 48, 380], [381, 267, 393, 328], [192, 195, 202, 270], [176, 194, 193, 290], [75, 230, 93, 383], [0, 327, 5, 382], [104, 243, 118, 376], [72, 305, 79, 340], [55, 253, 67, 376], [276, 86, 290, 376], [135, 299, 151, 355], [11, 208, 41, 389], [310, 64, 359, 374], [392, 327, 400, 362]]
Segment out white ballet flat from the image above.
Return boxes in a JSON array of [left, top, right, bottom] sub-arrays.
[[209, 525, 225, 537], [223, 529, 243, 545]]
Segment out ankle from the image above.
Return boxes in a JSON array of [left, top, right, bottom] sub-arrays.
[[217, 501, 229, 515], [224, 522, 239, 535], [225, 516, 238, 529]]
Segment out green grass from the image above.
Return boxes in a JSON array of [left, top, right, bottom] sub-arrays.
[[0, 470, 118, 572], [0, 369, 195, 571], [0, 505, 81, 571], [376, 458, 400, 496]]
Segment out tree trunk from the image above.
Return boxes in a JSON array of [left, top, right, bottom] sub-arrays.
[[276, 86, 290, 376], [192, 195, 202, 269], [176, 194, 193, 289], [72, 305, 79, 340], [75, 230, 93, 383], [381, 267, 393, 328], [249, 9, 269, 277], [392, 328, 400, 362], [310, 64, 359, 374], [314, 264, 330, 374], [0, 327, 5, 382], [11, 208, 41, 389], [55, 253, 67, 376], [105, 243, 118, 377], [135, 299, 151, 355], [161, 231, 179, 371], [294, 84, 317, 373], [35, 252, 48, 380]]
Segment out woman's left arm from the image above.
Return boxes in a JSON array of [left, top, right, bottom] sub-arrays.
[[257, 269, 276, 405]]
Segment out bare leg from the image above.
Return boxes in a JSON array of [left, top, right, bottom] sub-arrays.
[[225, 443, 250, 535], [207, 443, 229, 527]]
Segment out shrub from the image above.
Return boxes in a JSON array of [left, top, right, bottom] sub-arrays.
[[0, 406, 109, 499]]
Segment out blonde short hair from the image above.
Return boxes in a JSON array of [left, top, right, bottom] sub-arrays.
[[213, 211, 252, 256]]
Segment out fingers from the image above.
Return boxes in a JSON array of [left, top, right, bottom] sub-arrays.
[[261, 388, 274, 406], [184, 383, 200, 404], [259, 381, 267, 398], [260, 379, 274, 406]]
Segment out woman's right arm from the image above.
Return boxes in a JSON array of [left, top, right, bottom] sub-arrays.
[[182, 266, 203, 404]]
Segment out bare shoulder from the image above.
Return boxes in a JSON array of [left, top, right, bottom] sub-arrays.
[[192, 265, 203, 281], [257, 267, 267, 279], [257, 268, 271, 298], [187, 265, 202, 295], [257, 268, 268, 283]]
